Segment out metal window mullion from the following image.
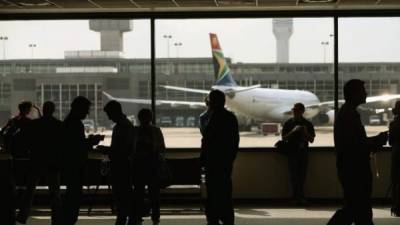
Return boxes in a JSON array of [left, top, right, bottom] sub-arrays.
[[151, 18, 156, 125], [59, 83, 62, 120], [334, 16, 339, 116]]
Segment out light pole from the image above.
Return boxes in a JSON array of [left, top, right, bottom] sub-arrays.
[[174, 42, 183, 58], [321, 41, 329, 63], [29, 43, 37, 59], [163, 35, 172, 75], [163, 35, 172, 58], [0, 36, 8, 59]]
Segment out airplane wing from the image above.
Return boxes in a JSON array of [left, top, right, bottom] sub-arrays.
[[161, 84, 261, 95], [103, 92, 205, 109], [161, 85, 209, 94], [305, 94, 400, 111]]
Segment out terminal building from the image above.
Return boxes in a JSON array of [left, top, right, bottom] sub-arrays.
[[0, 57, 399, 127]]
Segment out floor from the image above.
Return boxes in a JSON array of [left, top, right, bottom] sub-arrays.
[[24, 206, 400, 225]]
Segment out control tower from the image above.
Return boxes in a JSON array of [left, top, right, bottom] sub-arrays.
[[89, 20, 133, 52], [272, 18, 293, 63]]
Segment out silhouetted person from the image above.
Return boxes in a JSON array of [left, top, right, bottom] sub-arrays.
[[389, 100, 400, 217], [99, 100, 135, 225], [0, 101, 33, 225], [16, 101, 63, 225], [281, 102, 315, 205], [61, 96, 103, 225], [328, 79, 387, 225], [201, 90, 239, 225], [1, 101, 33, 158], [199, 96, 211, 136], [133, 108, 165, 225]]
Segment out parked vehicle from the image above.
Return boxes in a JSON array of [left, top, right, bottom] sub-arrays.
[[186, 116, 196, 127], [160, 116, 173, 127], [175, 116, 185, 127], [369, 115, 381, 125]]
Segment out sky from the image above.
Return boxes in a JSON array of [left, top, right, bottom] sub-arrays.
[[0, 17, 400, 63]]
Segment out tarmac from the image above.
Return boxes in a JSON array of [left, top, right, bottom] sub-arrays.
[[98, 126, 388, 148]]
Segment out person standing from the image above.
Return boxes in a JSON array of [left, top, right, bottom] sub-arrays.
[[132, 108, 165, 225], [281, 102, 315, 205], [389, 100, 400, 217], [1, 101, 34, 158], [327, 79, 387, 225], [16, 101, 63, 225], [61, 96, 103, 225], [0, 101, 34, 225], [100, 100, 136, 225], [201, 90, 239, 225]]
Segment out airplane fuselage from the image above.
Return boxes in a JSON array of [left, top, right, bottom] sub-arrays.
[[212, 85, 321, 123]]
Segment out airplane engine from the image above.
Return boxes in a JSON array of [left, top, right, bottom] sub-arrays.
[[314, 110, 335, 125]]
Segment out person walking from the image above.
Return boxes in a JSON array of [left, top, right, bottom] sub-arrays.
[[327, 79, 387, 225]]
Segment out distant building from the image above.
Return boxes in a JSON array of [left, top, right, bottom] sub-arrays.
[[0, 57, 399, 126]]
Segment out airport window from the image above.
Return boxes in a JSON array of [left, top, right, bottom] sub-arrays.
[[4, 16, 398, 149], [154, 18, 334, 148], [0, 19, 150, 131], [339, 17, 400, 136]]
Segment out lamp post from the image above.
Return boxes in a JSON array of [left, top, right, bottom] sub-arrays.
[[174, 42, 183, 74], [163, 35, 172, 58], [29, 43, 37, 59], [28, 44, 37, 73], [0, 36, 8, 59], [321, 41, 329, 63], [163, 35, 172, 75], [174, 42, 183, 58]]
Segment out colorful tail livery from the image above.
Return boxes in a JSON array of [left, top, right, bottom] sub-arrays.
[[210, 33, 237, 86]]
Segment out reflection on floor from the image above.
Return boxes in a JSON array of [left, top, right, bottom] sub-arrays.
[[28, 206, 400, 225]]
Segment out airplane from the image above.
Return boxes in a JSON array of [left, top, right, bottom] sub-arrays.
[[104, 33, 400, 126]]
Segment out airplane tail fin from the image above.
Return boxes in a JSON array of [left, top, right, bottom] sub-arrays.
[[209, 33, 237, 86]]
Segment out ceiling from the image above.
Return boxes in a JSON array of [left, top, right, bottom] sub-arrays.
[[1, 0, 400, 14]]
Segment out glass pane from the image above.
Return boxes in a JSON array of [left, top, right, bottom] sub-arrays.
[[0, 20, 150, 137], [156, 18, 334, 148], [339, 17, 400, 140]]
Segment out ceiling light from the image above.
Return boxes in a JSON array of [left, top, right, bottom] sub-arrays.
[[18, 1, 51, 6], [301, 0, 336, 3]]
